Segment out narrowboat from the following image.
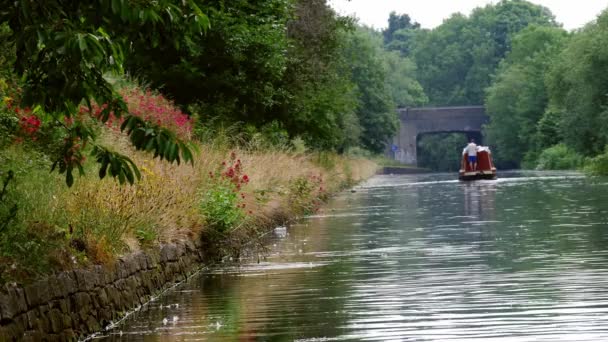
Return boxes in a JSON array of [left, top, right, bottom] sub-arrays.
[[459, 146, 497, 181]]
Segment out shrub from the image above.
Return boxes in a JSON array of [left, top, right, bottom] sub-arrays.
[[585, 146, 608, 176], [288, 174, 327, 215], [0, 79, 19, 148], [200, 152, 250, 233], [535, 144, 584, 170]]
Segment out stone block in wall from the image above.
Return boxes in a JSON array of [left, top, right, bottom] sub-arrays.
[[115, 260, 129, 279], [106, 286, 121, 309], [185, 240, 196, 253], [48, 309, 63, 333], [176, 242, 186, 258], [60, 328, 76, 341], [85, 315, 100, 334], [56, 272, 77, 296], [160, 244, 174, 262], [0, 291, 17, 322], [24, 277, 52, 307], [121, 255, 139, 276], [62, 313, 72, 331], [146, 252, 160, 270], [22, 330, 43, 342], [73, 292, 91, 313], [95, 288, 109, 308], [74, 269, 96, 292], [25, 309, 37, 330], [133, 251, 148, 271], [8, 286, 28, 316]]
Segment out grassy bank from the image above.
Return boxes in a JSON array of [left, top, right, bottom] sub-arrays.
[[0, 90, 378, 285]]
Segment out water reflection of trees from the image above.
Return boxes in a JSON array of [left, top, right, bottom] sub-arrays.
[[107, 175, 608, 340], [191, 194, 365, 340]]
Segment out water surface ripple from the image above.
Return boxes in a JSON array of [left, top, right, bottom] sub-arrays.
[[98, 171, 608, 341]]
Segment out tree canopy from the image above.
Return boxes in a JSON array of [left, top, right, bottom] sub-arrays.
[[0, 0, 208, 185], [485, 25, 568, 166], [410, 0, 556, 105]]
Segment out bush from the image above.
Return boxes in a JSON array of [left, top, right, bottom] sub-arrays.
[[288, 174, 327, 215], [584, 146, 608, 176], [199, 152, 250, 233], [535, 144, 583, 170]]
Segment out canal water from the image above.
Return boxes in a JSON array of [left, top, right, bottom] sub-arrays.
[[97, 171, 608, 341]]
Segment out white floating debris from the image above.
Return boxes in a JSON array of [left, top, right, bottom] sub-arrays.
[[274, 226, 288, 238]]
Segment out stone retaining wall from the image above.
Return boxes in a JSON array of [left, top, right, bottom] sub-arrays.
[[0, 240, 204, 341]]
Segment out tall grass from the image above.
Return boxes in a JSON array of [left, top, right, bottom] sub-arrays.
[[0, 82, 378, 283]]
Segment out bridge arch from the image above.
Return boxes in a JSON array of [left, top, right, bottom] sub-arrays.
[[390, 106, 489, 165]]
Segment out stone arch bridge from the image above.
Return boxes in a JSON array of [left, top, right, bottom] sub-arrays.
[[389, 106, 488, 165]]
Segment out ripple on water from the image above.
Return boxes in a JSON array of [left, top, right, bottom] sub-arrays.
[[97, 172, 608, 341]]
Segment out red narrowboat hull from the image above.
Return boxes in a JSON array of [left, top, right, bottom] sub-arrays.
[[459, 150, 497, 181]]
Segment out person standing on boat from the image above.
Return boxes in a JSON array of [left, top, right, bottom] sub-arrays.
[[465, 138, 478, 171]]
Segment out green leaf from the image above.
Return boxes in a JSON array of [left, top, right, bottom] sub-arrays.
[[66, 170, 74, 187], [77, 34, 87, 52]]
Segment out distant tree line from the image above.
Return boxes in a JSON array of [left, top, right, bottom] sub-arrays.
[[383, 0, 608, 173]]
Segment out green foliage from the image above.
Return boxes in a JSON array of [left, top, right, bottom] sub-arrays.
[[383, 12, 421, 56], [200, 182, 245, 233], [383, 12, 420, 44], [535, 109, 562, 150], [249, 121, 291, 150], [1, 0, 206, 186], [0, 156, 74, 283], [127, 0, 290, 121], [412, 0, 556, 105], [135, 227, 158, 247], [383, 51, 428, 108], [417, 133, 468, 172], [535, 144, 583, 170], [585, 146, 608, 176], [0, 22, 14, 77], [0, 103, 17, 148], [484, 25, 568, 166], [288, 175, 326, 215], [200, 155, 250, 233], [546, 10, 608, 156], [290, 136, 308, 155], [342, 28, 397, 153], [280, 0, 360, 151], [0, 170, 17, 233]]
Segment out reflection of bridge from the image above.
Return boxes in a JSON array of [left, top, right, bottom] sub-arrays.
[[389, 106, 489, 165]]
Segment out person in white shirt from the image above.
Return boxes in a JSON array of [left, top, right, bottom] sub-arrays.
[[465, 139, 478, 171]]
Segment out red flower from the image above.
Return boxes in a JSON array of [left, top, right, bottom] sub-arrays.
[[19, 114, 41, 136]]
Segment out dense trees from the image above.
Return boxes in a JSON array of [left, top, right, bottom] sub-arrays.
[[483, 7, 608, 173], [546, 11, 608, 157], [411, 0, 555, 106], [126, 0, 292, 123], [484, 25, 568, 166], [279, 0, 359, 150]]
